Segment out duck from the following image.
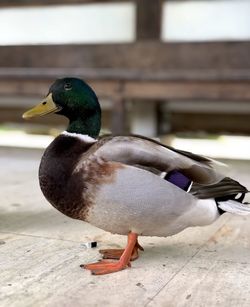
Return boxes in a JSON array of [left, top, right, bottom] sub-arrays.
[[23, 77, 250, 275]]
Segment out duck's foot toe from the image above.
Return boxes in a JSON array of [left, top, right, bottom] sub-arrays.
[[81, 259, 131, 275], [99, 248, 139, 261], [99, 248, 123, 260]]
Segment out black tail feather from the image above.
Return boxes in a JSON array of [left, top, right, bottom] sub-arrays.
[[191, 177, 248, 200], [191, 177, 249, 215]]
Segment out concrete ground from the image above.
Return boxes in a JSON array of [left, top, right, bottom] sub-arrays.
[[1, 147, 250, 307]]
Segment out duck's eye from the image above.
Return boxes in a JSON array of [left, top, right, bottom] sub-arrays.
[[64, 83, 72, 91]]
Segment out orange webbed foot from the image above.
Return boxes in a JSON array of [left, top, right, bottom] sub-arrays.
[[99, 240, 144, 261], [81, 232, 141, 275], [81, 259, 131, 275]]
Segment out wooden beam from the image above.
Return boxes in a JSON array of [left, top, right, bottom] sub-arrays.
[[111, 96, 126, 134], [172, 113, 250, 134], [1, 76, 250, 102], [1, 42, 250, 70], [0, 78, 120, 98], [136, 0, 162, 40], [123, 81, 250, 101], [2, 67, 250, 82]]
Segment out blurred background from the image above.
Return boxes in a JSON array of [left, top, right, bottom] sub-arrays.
[[0, 0, 250, 159]]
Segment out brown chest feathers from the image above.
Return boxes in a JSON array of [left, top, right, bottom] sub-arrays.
[[39, 135, 123, 220]]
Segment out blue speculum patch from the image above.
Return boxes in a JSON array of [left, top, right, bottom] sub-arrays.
[[164, 170, 192, 192]]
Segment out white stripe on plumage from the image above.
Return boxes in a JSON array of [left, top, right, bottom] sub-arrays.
[[61, 131, 97, 143]]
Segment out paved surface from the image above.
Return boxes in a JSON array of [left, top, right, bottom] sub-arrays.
[[1, 147, 250, 307]]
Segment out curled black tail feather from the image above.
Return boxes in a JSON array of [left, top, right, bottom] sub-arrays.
[[191, 177, 249, 215], [191, 177, 248, 200]]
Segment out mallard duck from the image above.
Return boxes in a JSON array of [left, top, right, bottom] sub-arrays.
[[23, 77, 249, 275]]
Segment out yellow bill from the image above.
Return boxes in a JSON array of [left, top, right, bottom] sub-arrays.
[[22, 93, 61, 119]]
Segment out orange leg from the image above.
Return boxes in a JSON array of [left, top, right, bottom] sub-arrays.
[[99, 240, 144, 261], [81, 232, 140, 275]]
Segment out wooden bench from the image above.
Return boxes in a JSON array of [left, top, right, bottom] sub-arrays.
[[0, 1, 250, 134]]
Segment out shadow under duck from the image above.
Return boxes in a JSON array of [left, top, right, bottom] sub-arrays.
[[23, 77, 250, 275]]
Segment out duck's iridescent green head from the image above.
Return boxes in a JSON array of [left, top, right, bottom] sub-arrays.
[[23, 77, 101, 138]]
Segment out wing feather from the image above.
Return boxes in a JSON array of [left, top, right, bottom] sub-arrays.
[[95, 135, 226, 185]]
